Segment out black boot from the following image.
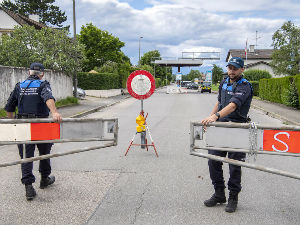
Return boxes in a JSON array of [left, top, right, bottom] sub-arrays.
[[225, 192, 238, 213], [204, 188, 226, 207], [40, 176, 55, 189], [25, 184, 36, 201]]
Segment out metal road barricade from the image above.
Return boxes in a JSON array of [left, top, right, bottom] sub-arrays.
[[0, 118, 118, 167], [190, 121, 300, 180]]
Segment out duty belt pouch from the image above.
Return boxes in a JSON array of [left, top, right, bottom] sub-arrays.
[[17, 114, 37, 119]]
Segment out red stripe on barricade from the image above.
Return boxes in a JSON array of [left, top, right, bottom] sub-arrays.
[[31, 123, 60, 140], [263, 130, 300, 154]]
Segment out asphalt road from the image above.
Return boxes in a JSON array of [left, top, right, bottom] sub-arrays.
[[1, 87, 300, 225]]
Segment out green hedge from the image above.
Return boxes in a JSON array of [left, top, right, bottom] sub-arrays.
[[155, 77, 161, 88], [259, 75, 300, 108], [259, 76, 292, 104], [294, 74, 300, 106], [249, 81, 259, 96], [77, 72, 120, 90]]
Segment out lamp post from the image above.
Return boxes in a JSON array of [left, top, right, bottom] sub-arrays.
[[72, 0, 78, 98], [138, 36, 143, 66]]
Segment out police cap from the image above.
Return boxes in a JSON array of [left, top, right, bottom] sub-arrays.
[[30, 62, 45, 71], [227, 57, 244, 68]]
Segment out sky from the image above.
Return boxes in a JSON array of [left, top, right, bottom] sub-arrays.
[[2, 0, 300, 74]]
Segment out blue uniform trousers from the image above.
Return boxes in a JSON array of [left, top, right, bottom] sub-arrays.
[[208, 150, 246, 193], [18, 143, 52, 185]]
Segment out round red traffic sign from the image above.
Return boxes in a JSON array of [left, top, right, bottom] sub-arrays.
[[127, 70, 155, 100]]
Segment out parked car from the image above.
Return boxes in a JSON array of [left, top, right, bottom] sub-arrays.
[[181, 81, 192, 87], [73, 87, 86, 99], [200, 81, 212, 93], [188, 83, 199, 90]]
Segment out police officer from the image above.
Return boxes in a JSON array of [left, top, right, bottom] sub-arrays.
[[201, 57, 253, 213], [5, 62, 62, 201]]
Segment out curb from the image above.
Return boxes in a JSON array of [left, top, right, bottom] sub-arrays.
[[70, 96, 131, 118], [251, 103, 300, 126]]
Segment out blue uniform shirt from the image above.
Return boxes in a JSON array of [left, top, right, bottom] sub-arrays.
[[218, 76, 253, 122], [5, 75, 55, 117]]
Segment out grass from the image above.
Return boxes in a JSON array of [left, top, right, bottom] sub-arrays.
[[55, 96, 79, 108], [0, 96, 79, 118], [0, 109, 7, 118]]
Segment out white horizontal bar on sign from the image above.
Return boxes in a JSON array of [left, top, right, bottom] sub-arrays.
[[60, 120, 104, 139], [205, 127, 264, 150], [0, 124, 31, 141]]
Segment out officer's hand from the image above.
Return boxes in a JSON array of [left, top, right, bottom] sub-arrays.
[[52, 112, 62, 123], [201, 114, 218, 126]]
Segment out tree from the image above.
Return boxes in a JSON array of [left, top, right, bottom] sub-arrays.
[[271, 21, 300, 76], [78, 23, 125, 72], [243, 69, 271, 81], [0, 0, 67, 27], [0, 25, 84, 74], [212, 64, 224, 84], [139, 50, 171, 80], [186, 69, 202, 81]]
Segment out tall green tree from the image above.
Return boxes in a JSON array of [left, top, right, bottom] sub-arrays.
[[140, 50, 171, 80], [0, 0, 67, 27], [0, 25, 84, 74], [271, 21, 300, 76], [212, 64, 224, 84], [78, 23, 125, 72], [185, 69, 202, 81]]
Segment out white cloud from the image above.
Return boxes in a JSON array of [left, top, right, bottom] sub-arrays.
[[4, 0, 299, 67]]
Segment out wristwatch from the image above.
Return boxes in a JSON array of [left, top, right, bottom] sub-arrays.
[[215, 112, 220, 119]]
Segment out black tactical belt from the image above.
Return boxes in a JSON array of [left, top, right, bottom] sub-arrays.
[[17, 114, 48, 119]]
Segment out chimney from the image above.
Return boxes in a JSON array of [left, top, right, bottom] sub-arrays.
[[249, 45, 255, 53], [29, 14, 39, 22]]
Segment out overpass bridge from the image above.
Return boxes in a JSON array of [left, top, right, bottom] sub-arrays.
[[152, 52, 220, 72]]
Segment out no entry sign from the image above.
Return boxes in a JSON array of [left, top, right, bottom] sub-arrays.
[[127, 70, 155, 100]]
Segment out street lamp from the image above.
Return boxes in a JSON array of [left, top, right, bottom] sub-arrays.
[[138, 36, 143, 66]]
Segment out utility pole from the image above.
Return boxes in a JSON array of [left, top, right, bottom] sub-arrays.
[[138, 36, 143, 66], [73, 0, 78, 98], [255, 31, 261, 49]]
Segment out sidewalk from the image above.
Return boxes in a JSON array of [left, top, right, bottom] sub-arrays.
[[251, 98, 300, 126]]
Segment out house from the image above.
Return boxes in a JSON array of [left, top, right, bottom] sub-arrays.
[[225, 45, 279, 77], [0, 6, 46, 36]]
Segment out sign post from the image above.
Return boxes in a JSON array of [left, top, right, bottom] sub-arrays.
[[125, 70, 158, 157]]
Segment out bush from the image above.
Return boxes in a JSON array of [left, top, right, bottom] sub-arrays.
[[281, 80, 299, 108], [294, 74, 300, 106], [249, 81, 259, 96], [155, 77, 161, 88], [244, 69, 271, 81], [77, 72, 120, 90]]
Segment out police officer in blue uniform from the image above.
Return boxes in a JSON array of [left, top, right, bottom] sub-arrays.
[[5, 62, 62, 201], [201, 57, 253, 213]]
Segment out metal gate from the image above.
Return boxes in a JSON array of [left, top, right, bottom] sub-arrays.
[[0, 118, 118, 167], [190, 121, 300, 180]]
